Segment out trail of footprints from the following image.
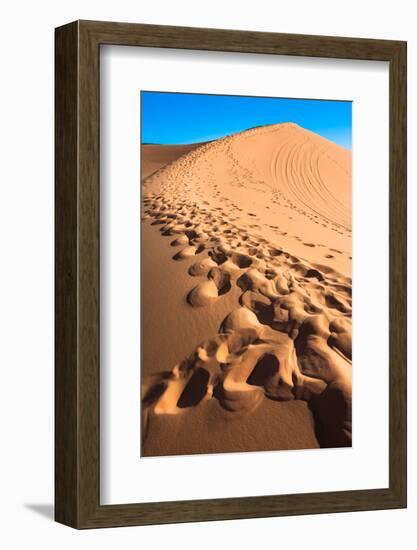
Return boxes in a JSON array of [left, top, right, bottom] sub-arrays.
[[144, 134, 350, 256], [142, 190, 352, 448]]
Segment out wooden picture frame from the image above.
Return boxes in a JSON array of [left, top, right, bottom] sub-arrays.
[[55, 20, 407, 529]]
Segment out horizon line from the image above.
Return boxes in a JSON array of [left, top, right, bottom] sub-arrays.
[[141, 122, 351, 151]]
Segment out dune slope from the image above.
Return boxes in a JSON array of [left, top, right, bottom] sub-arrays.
[[141, 123, 352, 456], [141, 143, 206, 180]]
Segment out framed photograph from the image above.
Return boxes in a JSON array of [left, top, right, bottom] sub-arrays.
[[55, 20, 407, 528]]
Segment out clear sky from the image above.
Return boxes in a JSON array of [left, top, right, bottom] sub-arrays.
[[141, 91, 352, 150]]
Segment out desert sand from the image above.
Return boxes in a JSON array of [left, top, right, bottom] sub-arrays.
[[141, 122, 352, 457], [141, 143, 204, 180]]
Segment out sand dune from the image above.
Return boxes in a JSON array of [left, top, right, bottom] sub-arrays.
[[141, 123, 352, 456], [141, 143, 206, 180]]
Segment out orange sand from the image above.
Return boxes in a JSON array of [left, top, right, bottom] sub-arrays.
[[141, 143, 205, 180], [141, 123, 352, 456]]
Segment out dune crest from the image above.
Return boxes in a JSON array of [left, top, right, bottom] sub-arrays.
[[141, 123, 352, 455]]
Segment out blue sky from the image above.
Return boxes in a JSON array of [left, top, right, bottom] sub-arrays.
[[141, 91, 352, 149]]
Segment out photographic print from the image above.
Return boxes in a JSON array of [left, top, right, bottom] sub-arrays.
[[141, 91, 352, 458]]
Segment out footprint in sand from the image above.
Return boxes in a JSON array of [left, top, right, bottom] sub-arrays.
[[188, 257, 217, 276], [173, 244, 205, 260], [170, 235, 189, 246], [187, 268, 231, 307]]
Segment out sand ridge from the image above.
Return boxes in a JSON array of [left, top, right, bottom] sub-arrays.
[[141, 143, 205, 180], [141, 122, 352, 455]]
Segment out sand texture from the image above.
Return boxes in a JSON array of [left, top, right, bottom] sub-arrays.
[[141, 123, 352, 457], [141, 143, 205, 180]]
